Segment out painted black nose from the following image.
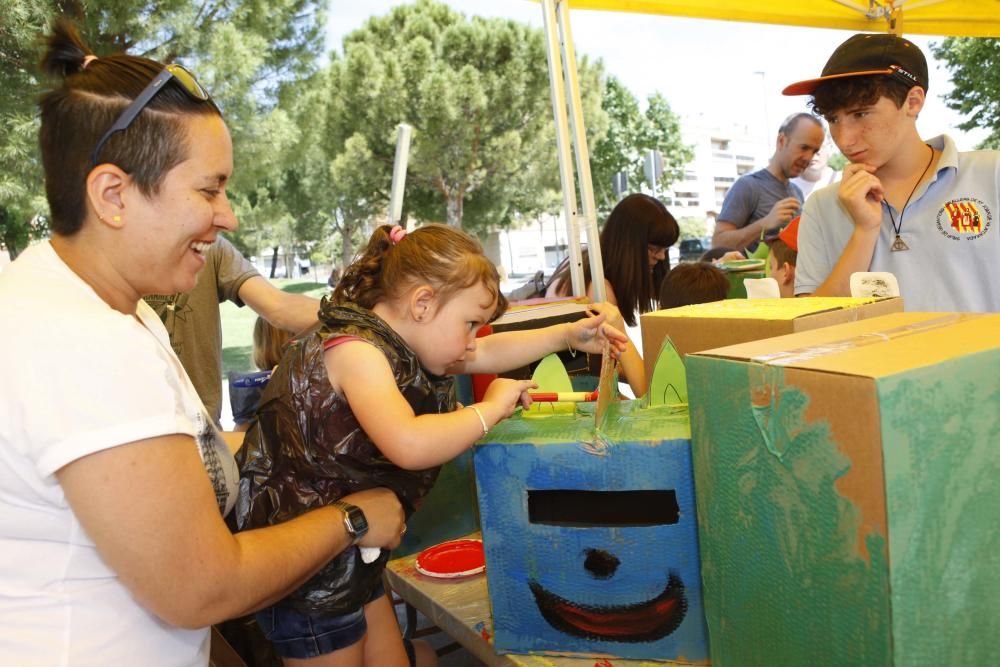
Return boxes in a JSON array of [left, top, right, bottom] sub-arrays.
[[583, 548, 620, 579]]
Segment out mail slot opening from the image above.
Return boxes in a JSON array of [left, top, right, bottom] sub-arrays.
[[527, 490, 679, 527]]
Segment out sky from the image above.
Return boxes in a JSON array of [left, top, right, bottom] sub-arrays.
[[325, 0, 989, 151]]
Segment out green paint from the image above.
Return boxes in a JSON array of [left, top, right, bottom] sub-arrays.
[[687, 356, 891, 666], [648, 336, 687, 408], [878, 349, 1000, 666], [486, 396, 690, 447]]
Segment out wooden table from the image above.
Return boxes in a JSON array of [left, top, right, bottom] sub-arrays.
[[385, 536, 689, 667]]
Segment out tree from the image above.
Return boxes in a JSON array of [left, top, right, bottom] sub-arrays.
[[322, 0, 606, 232], [932, 37, 1000, 149], [0, 0, 60, 256], [0, 0, 328, 256], [589, 76, 693, 217]]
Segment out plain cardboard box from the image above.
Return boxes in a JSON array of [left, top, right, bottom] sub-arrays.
[[640, 296, 902, 381], [685, 311, 1000, 666]]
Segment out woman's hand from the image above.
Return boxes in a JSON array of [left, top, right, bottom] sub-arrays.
[[341, 487, 405, 550]]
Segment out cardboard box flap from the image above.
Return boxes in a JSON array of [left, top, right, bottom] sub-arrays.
[[694, 312, 1000, 379], [493, 298, 587, 325], [644, 296, 898, 322]]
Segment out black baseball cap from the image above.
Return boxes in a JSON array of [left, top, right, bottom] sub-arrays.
[[783, 33, 928, 96]]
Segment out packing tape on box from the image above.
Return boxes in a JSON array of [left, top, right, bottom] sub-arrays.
[[750, 313, 981, 367], [746, 313, 982, 461]]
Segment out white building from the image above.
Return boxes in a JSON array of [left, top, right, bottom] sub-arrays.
[[490, 113, 773, 279], [663, 113, 772, 220]]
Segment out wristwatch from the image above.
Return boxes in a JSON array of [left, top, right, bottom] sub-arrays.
[[332, 500, 369, 545]]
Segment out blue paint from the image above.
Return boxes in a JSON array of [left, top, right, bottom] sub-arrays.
[[474, 403, 708, 662]]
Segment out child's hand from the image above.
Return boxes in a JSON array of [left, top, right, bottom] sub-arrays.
[[567, 305, 628, 358], [482, 378, 538, 419], [340, 487, 406, 550]]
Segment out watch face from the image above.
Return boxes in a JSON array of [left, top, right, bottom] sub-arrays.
[[346, 505, 368, 535], [337, 502, 368, 541]]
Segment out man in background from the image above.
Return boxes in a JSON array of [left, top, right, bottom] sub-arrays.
[[144, 237, 320, 424], [713, 113, 826, 254]]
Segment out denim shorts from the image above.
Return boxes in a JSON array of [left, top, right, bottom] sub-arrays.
[[256, 583, 401, 660]]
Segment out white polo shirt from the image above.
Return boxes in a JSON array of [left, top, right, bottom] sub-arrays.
[[796, 135, 1000, 312]]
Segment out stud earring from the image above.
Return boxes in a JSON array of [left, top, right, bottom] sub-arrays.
[[112, 215, 121, 223]]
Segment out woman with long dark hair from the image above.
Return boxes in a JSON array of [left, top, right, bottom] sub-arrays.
[[548, 193, 680, 396]]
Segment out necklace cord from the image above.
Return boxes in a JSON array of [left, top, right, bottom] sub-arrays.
[[885, 144, 936, 237]]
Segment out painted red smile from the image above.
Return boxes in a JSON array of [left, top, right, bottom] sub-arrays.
[[528, 572, 687, 643]]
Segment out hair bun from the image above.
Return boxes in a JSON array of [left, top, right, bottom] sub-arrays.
[[40, 17, 93, 78]]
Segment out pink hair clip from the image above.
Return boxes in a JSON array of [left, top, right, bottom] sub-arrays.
[[389, 225, 407, 245], [82, 55, 98, 69]]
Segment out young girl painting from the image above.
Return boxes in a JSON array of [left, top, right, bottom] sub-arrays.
[[235, 223, 626, 666]]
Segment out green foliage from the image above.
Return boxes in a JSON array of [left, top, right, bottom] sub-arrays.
[[322, 0, 606, 232], [0, 0, 57, 255], [827, 151, 848, 172], [1, 0, 693, 265], [590, 76, 693, 217], [932, 37, 1000, 149], [0, 0, 327, 256], [677, 216, 709, 240]]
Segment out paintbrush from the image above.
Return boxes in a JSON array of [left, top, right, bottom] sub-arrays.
[[528, 390, 599, 403]]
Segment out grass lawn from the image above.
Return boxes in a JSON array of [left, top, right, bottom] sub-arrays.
[[220, 278, 329, 377]]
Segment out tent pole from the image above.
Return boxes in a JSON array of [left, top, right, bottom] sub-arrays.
[[556, 1, 606, 303], [388, 123, 413, 229], [541, 0, 586, 298]]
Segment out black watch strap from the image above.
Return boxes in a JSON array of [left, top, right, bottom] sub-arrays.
[[333, 500, 369, 545]]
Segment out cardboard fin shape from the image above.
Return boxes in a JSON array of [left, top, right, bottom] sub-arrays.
[[647, 335, 687, 408], [523, 353, 575, 417]]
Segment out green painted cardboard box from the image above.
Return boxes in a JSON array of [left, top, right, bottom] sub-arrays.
[[686, 311, 1000, 666]]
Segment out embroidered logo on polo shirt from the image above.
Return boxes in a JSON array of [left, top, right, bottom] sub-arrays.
[[936, 198, 993, 241]]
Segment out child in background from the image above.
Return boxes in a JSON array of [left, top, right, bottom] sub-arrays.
[[229, 317, 295, 431], [659, 262, 731, 309], [236, 223, 626, 667], [253, 315, 294, 372], [766, 216, 800, 298]]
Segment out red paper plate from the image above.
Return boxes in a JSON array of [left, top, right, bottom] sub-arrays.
[[415, 539, 485, 579]]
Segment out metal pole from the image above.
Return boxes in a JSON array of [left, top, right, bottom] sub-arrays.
[[388, 123, 413, 229], [541, 0, 585, 298], [556, 0, 605, 303]]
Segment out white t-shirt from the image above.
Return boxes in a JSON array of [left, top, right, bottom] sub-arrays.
[[0, 242, 238, 666]]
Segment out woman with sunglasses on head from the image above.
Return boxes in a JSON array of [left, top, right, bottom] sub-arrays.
[[546, 193, 680, 397], [0, 20, 405, 666]]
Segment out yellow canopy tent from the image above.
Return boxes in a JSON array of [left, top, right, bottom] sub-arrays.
[[552, 0, 1000, 37]]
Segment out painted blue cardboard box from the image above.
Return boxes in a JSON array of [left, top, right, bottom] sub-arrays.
[[474, 351, 709, 663]]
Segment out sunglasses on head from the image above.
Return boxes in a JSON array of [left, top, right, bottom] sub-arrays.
[[89, 63, 210, 168]]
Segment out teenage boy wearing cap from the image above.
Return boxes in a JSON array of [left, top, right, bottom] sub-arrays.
[[784, 33, 999, 312]]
